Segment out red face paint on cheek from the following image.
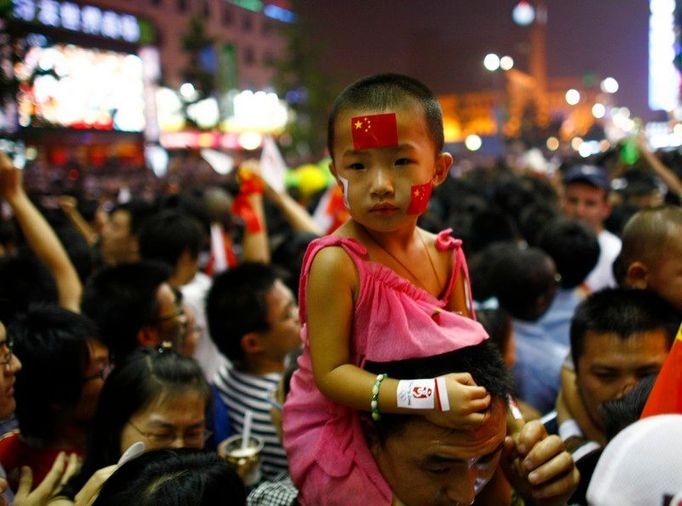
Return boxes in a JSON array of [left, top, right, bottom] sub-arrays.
[[406, 182, 433, 215], [351, 113, 399, 150]]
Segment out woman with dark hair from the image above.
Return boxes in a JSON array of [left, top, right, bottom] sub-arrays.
[[92, 448, 245, 506], [59, 347, 212, 500]]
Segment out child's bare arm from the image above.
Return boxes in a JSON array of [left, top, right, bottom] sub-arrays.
[[446, 263, 473, 318]]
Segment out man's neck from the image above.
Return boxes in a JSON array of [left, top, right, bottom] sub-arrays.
[[239, 356, 285, 376]]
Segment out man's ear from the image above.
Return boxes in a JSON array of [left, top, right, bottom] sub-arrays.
[[626, 261, 649, 289], [138, 326, 161, 348], [432, 152, 453, 187], [240, 332, 265, 355]]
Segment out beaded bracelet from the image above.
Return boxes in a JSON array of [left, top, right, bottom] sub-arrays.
[[371, 373, 388, 421]]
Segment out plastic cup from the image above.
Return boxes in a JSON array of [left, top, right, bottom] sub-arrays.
[[218, 435, 264, 486]]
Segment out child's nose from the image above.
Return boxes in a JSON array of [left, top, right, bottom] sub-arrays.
[[370, 166, 394, 196]]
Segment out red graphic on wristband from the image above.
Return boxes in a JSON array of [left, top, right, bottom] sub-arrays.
[[412, 386, 433, 399], [351, 113, 399, 150], [406, 182, 433, 215]]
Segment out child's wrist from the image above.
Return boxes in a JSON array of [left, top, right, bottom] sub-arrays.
[[396, 377, 450, 412]]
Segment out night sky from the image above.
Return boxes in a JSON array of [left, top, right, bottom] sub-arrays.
[[298, 0, 652, 118]]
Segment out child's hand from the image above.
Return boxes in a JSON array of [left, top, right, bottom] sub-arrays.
[[424, 373, 490, 429]]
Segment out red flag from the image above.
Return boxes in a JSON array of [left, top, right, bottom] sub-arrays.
[[406, 182, 433, 215], [351, 113, 399, 150], [640, 324, 682, 418]]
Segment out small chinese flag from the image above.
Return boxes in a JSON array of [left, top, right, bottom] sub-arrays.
[[406, 182, 433, 215], [351, 113, 399, 150], [640, 323, 682, 418]]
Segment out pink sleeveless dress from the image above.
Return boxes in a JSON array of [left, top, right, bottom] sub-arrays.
[[282, 229, 488, 505]]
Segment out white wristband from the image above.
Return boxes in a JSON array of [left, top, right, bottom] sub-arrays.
[[397, 378, 450, 411]]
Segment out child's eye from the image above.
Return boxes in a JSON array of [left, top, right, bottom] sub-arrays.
[[347, 162, 365, 170], [395, 158, 413, 166]]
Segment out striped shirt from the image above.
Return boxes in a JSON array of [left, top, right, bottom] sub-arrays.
[[214, 366, 289, 479]]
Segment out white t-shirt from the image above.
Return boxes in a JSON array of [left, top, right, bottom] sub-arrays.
[[585, 229, 621, 292]]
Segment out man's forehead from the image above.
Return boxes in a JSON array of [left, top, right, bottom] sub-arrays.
[[400, 399, 506, 458]]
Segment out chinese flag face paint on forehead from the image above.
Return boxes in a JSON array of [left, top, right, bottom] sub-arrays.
[[351, 113, 399, 150], [406, 182, 433, 215]]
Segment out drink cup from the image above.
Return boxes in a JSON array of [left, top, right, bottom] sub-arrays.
[[218, 434, 264, 486]]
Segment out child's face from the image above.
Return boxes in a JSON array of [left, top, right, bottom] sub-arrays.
[[330, 102, 451, 232]]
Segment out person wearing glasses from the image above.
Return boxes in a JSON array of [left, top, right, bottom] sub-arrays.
[[59, 347, 212, 502], [0, 305, 108, 489]]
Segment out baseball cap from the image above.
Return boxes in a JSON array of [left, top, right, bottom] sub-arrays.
[[586, 414, 682, 506], [563, 164, 610, 191]]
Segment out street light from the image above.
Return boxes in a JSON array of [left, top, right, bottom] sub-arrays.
[[483, 53, 501, 72], [512, 0, 535, 25], [600, 77, 619, 94], [565, 89, 581, 105], [500, 56, 515, 71]]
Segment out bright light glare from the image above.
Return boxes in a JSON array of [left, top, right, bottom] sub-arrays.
[[546, 137, 560, 151], [238, 132, 263, 150], [500, 56, 514, 71], [600, 77, 619, 94], [592, 103, 606, 118], [565, 89, 581, 105], [464, 134, 482, 151], [512, 1, 535, 25], [483, 53, 500, 72], [179, 83, 197, 100], [571, 137, 583, 151]]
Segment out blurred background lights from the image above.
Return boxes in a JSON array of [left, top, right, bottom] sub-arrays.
[[592, 103, 606, 118], [512, 0, 535, 25], [483, 53, 501, 71], [238, 131, 263, 150], [179, 82, 198, 101], [499, 55, 514, 71], [600, 77, 619, 94], [464, 134, 482, 151], [571, 136, 583, 150], [546, 136, 559, 151], [565, 89, 581, 105]]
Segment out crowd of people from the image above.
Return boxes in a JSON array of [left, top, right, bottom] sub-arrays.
[[0, 72, 680, 505]]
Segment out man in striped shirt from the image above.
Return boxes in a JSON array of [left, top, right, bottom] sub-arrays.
[[207, 263, 301, 480]]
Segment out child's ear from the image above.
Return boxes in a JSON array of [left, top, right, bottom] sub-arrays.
[[432, 152, 453, 187], [240, 332, 264, 354], [626, 261, 649, 289]]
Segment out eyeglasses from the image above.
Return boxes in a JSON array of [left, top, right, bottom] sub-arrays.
[[0, 338, 14, 366], [82, 362, 113, 382], [127, 420, 212, 447]]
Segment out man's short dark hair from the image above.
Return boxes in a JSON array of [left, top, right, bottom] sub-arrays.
[[364, 340, 513, 443], [491, 246, 557, 321], [139, 210, 204, 269], [538, 218, 600, 289], [82, 261, 170, 363], [570, 288, 679, 370], [206, 262, 280, 364], [110, 200, 156, 237], [327, 73, 444, 159], [10, 304, 100, 442]]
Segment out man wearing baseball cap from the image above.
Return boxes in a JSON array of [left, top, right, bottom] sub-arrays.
[[562, 164, 621, 292]]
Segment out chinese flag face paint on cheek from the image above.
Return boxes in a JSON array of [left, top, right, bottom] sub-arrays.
[[351, 113, 399, 150], [406, 182, 433, 215]]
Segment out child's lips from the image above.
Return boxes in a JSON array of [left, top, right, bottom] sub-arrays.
[[370, 203, 399, 213]]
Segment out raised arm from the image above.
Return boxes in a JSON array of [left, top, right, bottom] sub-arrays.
[[58, 196, 99, 247], [636, 137, 682, 197], [235, 160, 270, 264], [0, 153, 82, 312], [264, 181, 323, 236]]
